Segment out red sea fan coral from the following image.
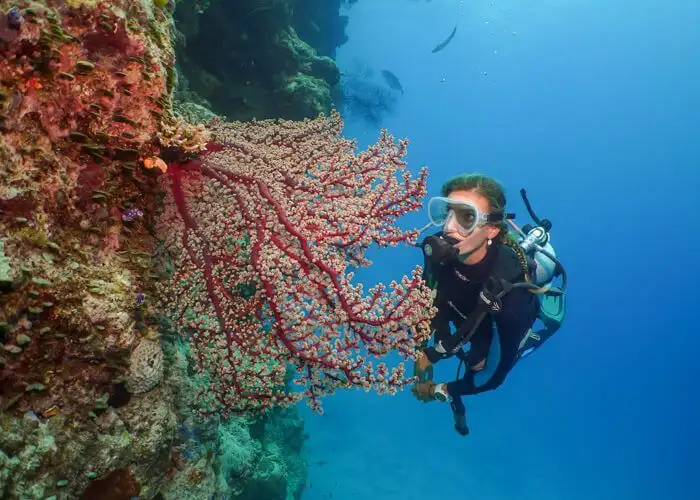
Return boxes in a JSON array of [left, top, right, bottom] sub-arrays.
[[156, 111, 437, 416]]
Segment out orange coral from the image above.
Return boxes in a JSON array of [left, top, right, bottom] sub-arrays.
[[143, 156, 168, 173]]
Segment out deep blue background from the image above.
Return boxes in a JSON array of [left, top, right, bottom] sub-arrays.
[[301, 1, 700, 499]]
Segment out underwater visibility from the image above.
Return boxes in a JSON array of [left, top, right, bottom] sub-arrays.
[[1, 0, 698, 499]]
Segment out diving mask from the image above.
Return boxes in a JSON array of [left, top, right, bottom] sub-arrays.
[[427, 197, 513, 236]]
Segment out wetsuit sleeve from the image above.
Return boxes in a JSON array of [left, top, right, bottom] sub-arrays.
[[430, 306, 451, 345], [446, 287, 539, 397], [421, 258, 451, 345]]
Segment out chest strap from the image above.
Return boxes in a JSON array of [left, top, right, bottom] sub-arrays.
[[425, 276, 510, 363]]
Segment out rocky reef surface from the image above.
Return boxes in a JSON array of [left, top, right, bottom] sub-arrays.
[[0, 0, 349, 498]]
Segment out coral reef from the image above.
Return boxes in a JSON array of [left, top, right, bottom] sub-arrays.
[[292, 0, 349, 59], [0, 376, 178, 499], [0, 0, 182, 497], [125, 335, 164, 394], [0, 0, 173, 417], [173, 0, 346, 121], [155, 336, 308, 500], [158, 406, 307, 500], [0, 0, 319, 493], [0, 1, 425, 498], [153, 111, 434, 416]]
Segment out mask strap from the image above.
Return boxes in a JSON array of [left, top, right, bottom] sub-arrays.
[[485, 211, 516, 223], [416, 221, 434, 235]]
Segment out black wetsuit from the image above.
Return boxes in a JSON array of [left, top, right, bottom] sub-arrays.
[[423, 237, 540, 415]]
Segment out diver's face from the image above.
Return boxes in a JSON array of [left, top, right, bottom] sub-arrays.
[[443, 190, 501, 262]]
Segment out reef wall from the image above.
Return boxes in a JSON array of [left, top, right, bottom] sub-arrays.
[[173, 0, 349, 121], [0, 0, 349, 498]]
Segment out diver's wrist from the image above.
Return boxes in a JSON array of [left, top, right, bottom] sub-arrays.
[[433, 383, 450, 402]]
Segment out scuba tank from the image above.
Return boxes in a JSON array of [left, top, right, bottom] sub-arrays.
[[508, 188, 567, 293], [518, 226, 557, 286], [520, 226, 558, 287], [506, 189, 567, 360]]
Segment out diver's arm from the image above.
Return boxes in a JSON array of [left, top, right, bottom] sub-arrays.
[[446, 288, 538, 396], [414, 261, 450, 381], [421, 260, 451, 345], [429, 305, 451, 344]]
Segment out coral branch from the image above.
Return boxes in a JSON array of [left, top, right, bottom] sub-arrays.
[[156, 111, 436, 416]]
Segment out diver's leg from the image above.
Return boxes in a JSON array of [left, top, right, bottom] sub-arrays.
[[450, 397, 470, 436]]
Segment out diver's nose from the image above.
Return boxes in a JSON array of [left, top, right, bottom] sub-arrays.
[[443, 210, 459, 233]]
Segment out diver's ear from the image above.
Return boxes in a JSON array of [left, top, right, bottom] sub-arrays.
[[486, 225, 501, 241]]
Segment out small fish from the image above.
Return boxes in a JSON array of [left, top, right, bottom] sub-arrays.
[[431, 24, 458, 53], [381, 69, 404, 95]]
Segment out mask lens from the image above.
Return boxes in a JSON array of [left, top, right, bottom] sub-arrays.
[[428, 197, 451, 225], [428, 197, 480, 234], [450, 204, 477, 232]]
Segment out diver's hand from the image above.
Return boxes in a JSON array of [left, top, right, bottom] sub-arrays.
[[413, 350, 433, 382], [411, 381, 437, 403]]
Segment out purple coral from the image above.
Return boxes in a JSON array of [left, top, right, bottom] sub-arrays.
[[7, 7, 23, 29], [121, 208, 143, 222], [0, 7, 23, 42]]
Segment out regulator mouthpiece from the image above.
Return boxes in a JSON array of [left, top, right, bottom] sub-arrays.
[[421, 234, 459, 265]]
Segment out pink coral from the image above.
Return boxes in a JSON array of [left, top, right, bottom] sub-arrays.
[[156, 111, 436, 416]]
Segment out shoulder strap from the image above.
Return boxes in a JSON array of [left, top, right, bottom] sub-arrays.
[[491, 242, 527, 283], [425, 243, 524, 362]]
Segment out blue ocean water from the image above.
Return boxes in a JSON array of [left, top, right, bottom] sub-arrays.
[[301, 1, 700, 499]]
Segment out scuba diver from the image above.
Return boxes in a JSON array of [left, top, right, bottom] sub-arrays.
[[411, 173, 567, 436]]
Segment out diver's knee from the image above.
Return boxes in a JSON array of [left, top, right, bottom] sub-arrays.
[[470, 358, 486, 372]]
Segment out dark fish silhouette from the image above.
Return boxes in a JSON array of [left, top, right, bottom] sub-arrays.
[[431, 24, 458, 53], [381, 69, 404, 95]]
